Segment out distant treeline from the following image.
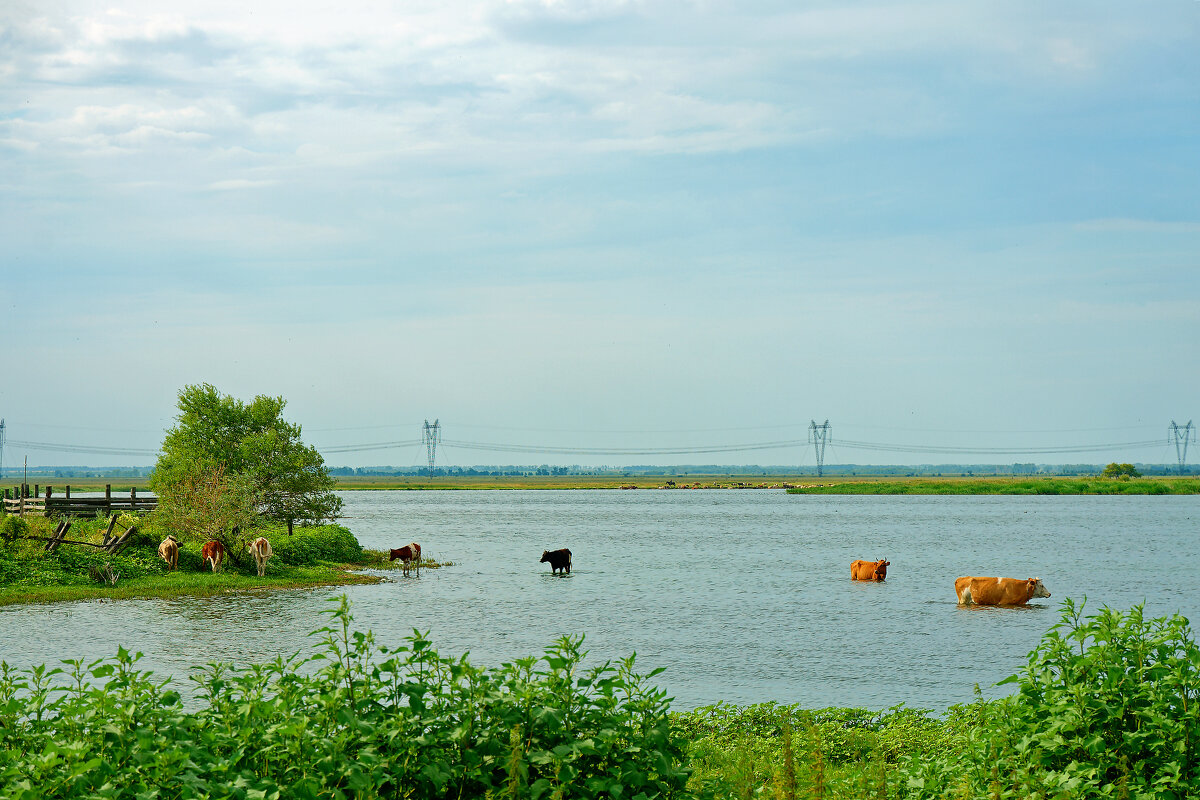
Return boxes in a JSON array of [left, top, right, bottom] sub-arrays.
[[5, 463, 1196, 479]]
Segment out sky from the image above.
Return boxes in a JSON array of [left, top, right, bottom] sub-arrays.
[[2, 0, 1199, 470]]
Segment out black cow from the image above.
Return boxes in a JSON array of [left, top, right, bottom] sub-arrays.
[[540, 548, 572, 574]]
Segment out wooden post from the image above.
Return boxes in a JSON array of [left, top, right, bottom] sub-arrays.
[[131, 487, 137, 509], [65, 485, 71, 499], [105, 484, 112, 514], [34, 484, 39, 498], [101, 515, 119, 546]]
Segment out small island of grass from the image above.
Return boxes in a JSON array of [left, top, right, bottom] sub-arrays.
[[0, 513, 440, 607], [786, 475, 1199, 495]]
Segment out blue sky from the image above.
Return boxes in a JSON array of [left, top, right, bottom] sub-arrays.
[[2, 0, 1199, 469]]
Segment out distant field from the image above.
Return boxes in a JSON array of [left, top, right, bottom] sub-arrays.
[[330, 474, 811, 490], [9, 473, 1197, 494], [786, 476, 1200, 495]]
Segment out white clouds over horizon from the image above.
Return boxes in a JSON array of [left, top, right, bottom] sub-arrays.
[[2, 0, 1199, 466]]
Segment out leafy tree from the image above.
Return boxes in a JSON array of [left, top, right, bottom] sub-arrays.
[[153, 461, 258, 562], [151, 384, 342, 535], [1101, 462, 1141, 479]]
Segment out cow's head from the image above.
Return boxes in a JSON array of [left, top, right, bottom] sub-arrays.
[[874, 559, 890, 579], [540, 550, 551, 562], [1028, 578, 1051, 599]]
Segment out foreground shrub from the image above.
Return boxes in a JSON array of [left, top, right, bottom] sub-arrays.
[[898, 600, 1200, 799], [0, 596, 693, 799]]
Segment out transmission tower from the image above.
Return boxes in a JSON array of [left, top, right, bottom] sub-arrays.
[[809, 419, 831, 477], [422, 419, 441, 478], [1169, 420, 1195, 475]]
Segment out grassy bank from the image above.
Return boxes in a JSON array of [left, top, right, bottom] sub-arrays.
[[787, 475, 1200, 495], [0, 514, 444, 607]]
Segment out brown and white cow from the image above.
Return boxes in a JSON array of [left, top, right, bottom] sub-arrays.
[[851, 559, 890, 581], [389, 543, 421, 574], [158, 535, 180, 571], [388, 542, 421, 563], [201, 540, 226, 572], [955, 576, 1051, 606], [247, 536, 273, 577]]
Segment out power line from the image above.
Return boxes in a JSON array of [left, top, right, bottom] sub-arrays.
[[6, 438, 160, 457]]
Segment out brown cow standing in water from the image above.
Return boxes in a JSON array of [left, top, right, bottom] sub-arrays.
[[955, 576, 1051, 606], [540, 548, 572, 574], [389, 543, 421, 574], [851, 559, 890, 581]]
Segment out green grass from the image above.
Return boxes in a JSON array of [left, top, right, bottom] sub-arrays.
[[787, 476, 1199, 495], [0, 515, 405, 607]]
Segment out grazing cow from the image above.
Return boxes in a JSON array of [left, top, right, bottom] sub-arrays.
[[158, 535, 180, 571], [955, 576, 1051, 606], [851, 559, 890, 581], [201, 540, 226, 572], [247, 536, 273, 577], [540, 548, 572, 575]]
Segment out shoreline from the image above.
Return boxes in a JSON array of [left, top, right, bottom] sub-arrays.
[[14, 474, 1196, 493], [0, 563, 388, 607]]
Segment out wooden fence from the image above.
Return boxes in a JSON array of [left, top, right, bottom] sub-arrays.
[[2, 484, 158, 517]]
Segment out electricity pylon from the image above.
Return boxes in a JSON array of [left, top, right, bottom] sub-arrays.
[[809, 419, 831, 477], [422, 420, 441, 478], [1169, 420, 1195, 475]]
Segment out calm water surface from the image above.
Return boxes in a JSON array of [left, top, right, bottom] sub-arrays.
[[1, 490, 1196, 711]]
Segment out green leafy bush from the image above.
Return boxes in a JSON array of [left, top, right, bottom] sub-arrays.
[[897, 600, 1200, 799], [0, 597, 694, 799], [269, 524, 366, 566]]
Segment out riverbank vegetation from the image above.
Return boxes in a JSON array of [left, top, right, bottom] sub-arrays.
[[0, 599, 1195, 798], [787, 475, 1199, 495], [0, 514, 413, 606]]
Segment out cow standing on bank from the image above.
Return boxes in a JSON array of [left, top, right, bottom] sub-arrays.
[[201, 540, 226, 572], [540, 548, 572, 574], [955, 576, 1050, 606], [248, 537, 273, 577], [158, 535, 180, 571]]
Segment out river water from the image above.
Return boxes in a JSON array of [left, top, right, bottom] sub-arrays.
[[1, 490, 1196, 711]]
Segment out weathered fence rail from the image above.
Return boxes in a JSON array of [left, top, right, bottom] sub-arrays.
[[2, 484, 157, 517]]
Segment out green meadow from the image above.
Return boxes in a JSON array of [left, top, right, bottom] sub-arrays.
[[786, 476, 1199, 495]]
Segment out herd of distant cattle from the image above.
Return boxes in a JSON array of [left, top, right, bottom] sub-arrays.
[[156, 535, 1047, 606]]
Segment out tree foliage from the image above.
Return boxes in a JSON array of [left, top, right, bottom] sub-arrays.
[[1102, 462, 1142, 478], [152, 462, 258, 556], [151, 384, 342, 535]]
